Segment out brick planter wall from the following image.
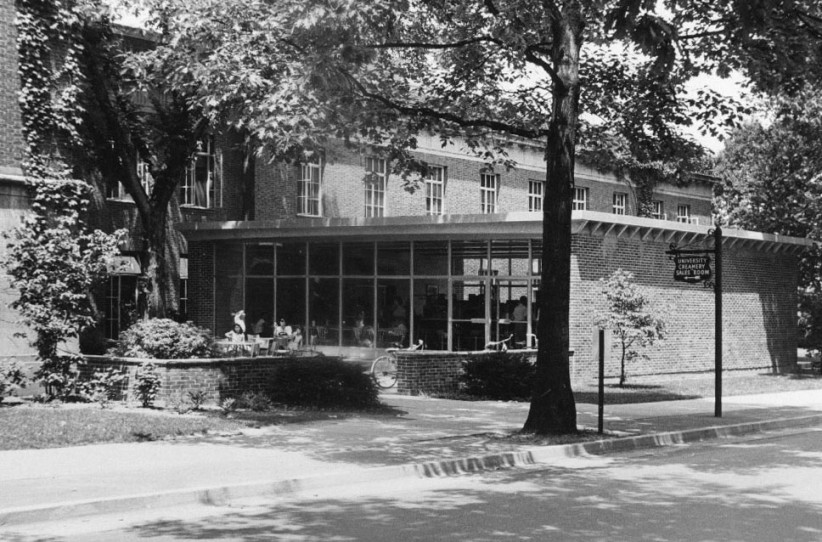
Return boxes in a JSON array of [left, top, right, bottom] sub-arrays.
[[396, 350, 537, 396], [82, 354, 333, 404]]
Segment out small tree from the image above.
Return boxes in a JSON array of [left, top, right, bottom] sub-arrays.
[[596, 270, 666, 387]]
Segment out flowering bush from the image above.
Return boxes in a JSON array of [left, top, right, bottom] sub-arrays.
[[113, 319, 214, 359]]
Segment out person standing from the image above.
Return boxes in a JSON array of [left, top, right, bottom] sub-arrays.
[[512, 296, 528, 343]]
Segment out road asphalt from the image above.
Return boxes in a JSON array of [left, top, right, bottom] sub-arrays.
[[1, 388, 821, 527]]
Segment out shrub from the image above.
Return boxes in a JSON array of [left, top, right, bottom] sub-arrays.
[[134, 362, 161, 408], [239, 391, 273, 411], [263, 357, 379, 409], [113, 319, 214, 359], [0, 359, 27, 402], [459, 352, 535, 401], [187, 390, 209, 411], [85, 366, 127, 408]]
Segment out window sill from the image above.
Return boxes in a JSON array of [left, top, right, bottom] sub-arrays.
[[297, 213, 322, 218]]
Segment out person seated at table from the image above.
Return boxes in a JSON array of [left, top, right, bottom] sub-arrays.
[[225, 323, 246, 343], [288, 326, 303, 351], [274, 318, 293, 338], [386, 319, 407, 347], [274, 318, 294, 350], [353, 312, 375, 347]]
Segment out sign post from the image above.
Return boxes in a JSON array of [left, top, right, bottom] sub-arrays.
[[714, 226, 722, 417], [666, 225, 723, 417]]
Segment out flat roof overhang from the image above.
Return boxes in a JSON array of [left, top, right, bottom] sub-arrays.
[[178, 210, 815, 255]]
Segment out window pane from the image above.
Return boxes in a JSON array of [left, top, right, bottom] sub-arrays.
[[376, 278, 410, 348], [414, 241, 449, 275], [413, 278, 448, 350], [451, 240, 488, 276], [245, 278, 274, 336], [276, 242, 306, 276], [342, 278, 374, 347], [309, 242, 339, 276], [452, 280, 485, 351], [377, 241, 410, 275], [276, 278, 306, 329], [309, 277, 340, 346], [491, 240, 530, 276], [343, 242, 374, 276], [246, 244, 274, 276]]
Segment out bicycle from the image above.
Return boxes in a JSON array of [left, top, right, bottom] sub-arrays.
[[370, 340, 424, 389], [484, 334, 514, 352]]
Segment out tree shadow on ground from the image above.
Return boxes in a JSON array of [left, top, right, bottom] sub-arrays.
[[120, 435, 822, 542], [574, 384, 701, 404], [219, 403, 408, 428]]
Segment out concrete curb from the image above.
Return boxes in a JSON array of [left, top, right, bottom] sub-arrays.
[[2, 412, 822, 527]]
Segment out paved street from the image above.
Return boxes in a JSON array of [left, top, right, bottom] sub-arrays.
[[6, 426, 821, 542]]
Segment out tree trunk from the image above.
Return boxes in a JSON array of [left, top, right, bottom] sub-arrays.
[[140, 207, 180, 320], [522, 10, 582, 435]]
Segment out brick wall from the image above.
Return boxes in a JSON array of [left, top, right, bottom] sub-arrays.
[[396, 350, 537, 395], [0, 0, 23, 172], [570, 234, 798, 382], [82, 353, 333, 404], [253, 142, 714, 223]]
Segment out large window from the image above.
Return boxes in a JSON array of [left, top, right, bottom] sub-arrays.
[[613, 192, 627, 215], [227, 239, 544, 352], [364, 156, 387, 217], [105, 275, 137, 339], [107, 156, 154, 200], [180, 135, 221, 208], [298, 158, 322, 216], [528, 180, 544, 212], [425, 166, 446, 215], [572, 187, 588, 211], [480, 173, 498, 214], [676, 204, 691, 223], [652, 200, 665, 220], [179, 256, 188, 321]]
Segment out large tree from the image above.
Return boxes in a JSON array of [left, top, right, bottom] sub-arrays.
[[15, 0, 222, 321], [134, 0, 814, 434]]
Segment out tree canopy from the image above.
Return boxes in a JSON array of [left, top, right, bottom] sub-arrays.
[[111, 0, 819, 433]]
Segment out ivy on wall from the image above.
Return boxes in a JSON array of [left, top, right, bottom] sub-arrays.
[[3, 0, 123, 399]]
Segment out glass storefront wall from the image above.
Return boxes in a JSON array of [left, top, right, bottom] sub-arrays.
[[216, 238, 540, 350]]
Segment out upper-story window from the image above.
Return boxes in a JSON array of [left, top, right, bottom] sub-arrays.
[[480, 173, 499, 214], [107, 156, 154, 200], [364, 156, 387, 217], [613, 192, 627, 215], [572, 187, 588, 211], [528, 180, 544, 212], [652, 200, 665, 220], [298, 158, 322, 217], [676, 204, 691, 223], [180, 135, 221, 208], [425, 166, 446, 216]]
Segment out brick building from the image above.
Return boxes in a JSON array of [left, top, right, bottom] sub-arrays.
[[0, 4, 810, 380], [182, 134, 811, 379], [0, 1, 33, 358]]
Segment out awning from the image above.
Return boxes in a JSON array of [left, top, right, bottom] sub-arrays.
[[107, 255, 141, 275]]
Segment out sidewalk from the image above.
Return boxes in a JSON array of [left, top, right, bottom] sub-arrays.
[[1, 389, 821, 526]]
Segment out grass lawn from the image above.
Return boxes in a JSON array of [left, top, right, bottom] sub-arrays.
[[2, 369, 821, 451], [0, 404, 247, 451]]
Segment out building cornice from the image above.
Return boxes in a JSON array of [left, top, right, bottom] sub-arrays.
[[179, 211, 814, 255]]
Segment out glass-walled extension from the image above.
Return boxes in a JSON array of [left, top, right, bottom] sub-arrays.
[[213, 239, 541, 352]]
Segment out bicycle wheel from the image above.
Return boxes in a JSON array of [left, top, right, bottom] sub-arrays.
[[371, 355, 398, 388]]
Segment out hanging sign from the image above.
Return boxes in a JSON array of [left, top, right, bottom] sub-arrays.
[[673, 254, 712, 283]]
